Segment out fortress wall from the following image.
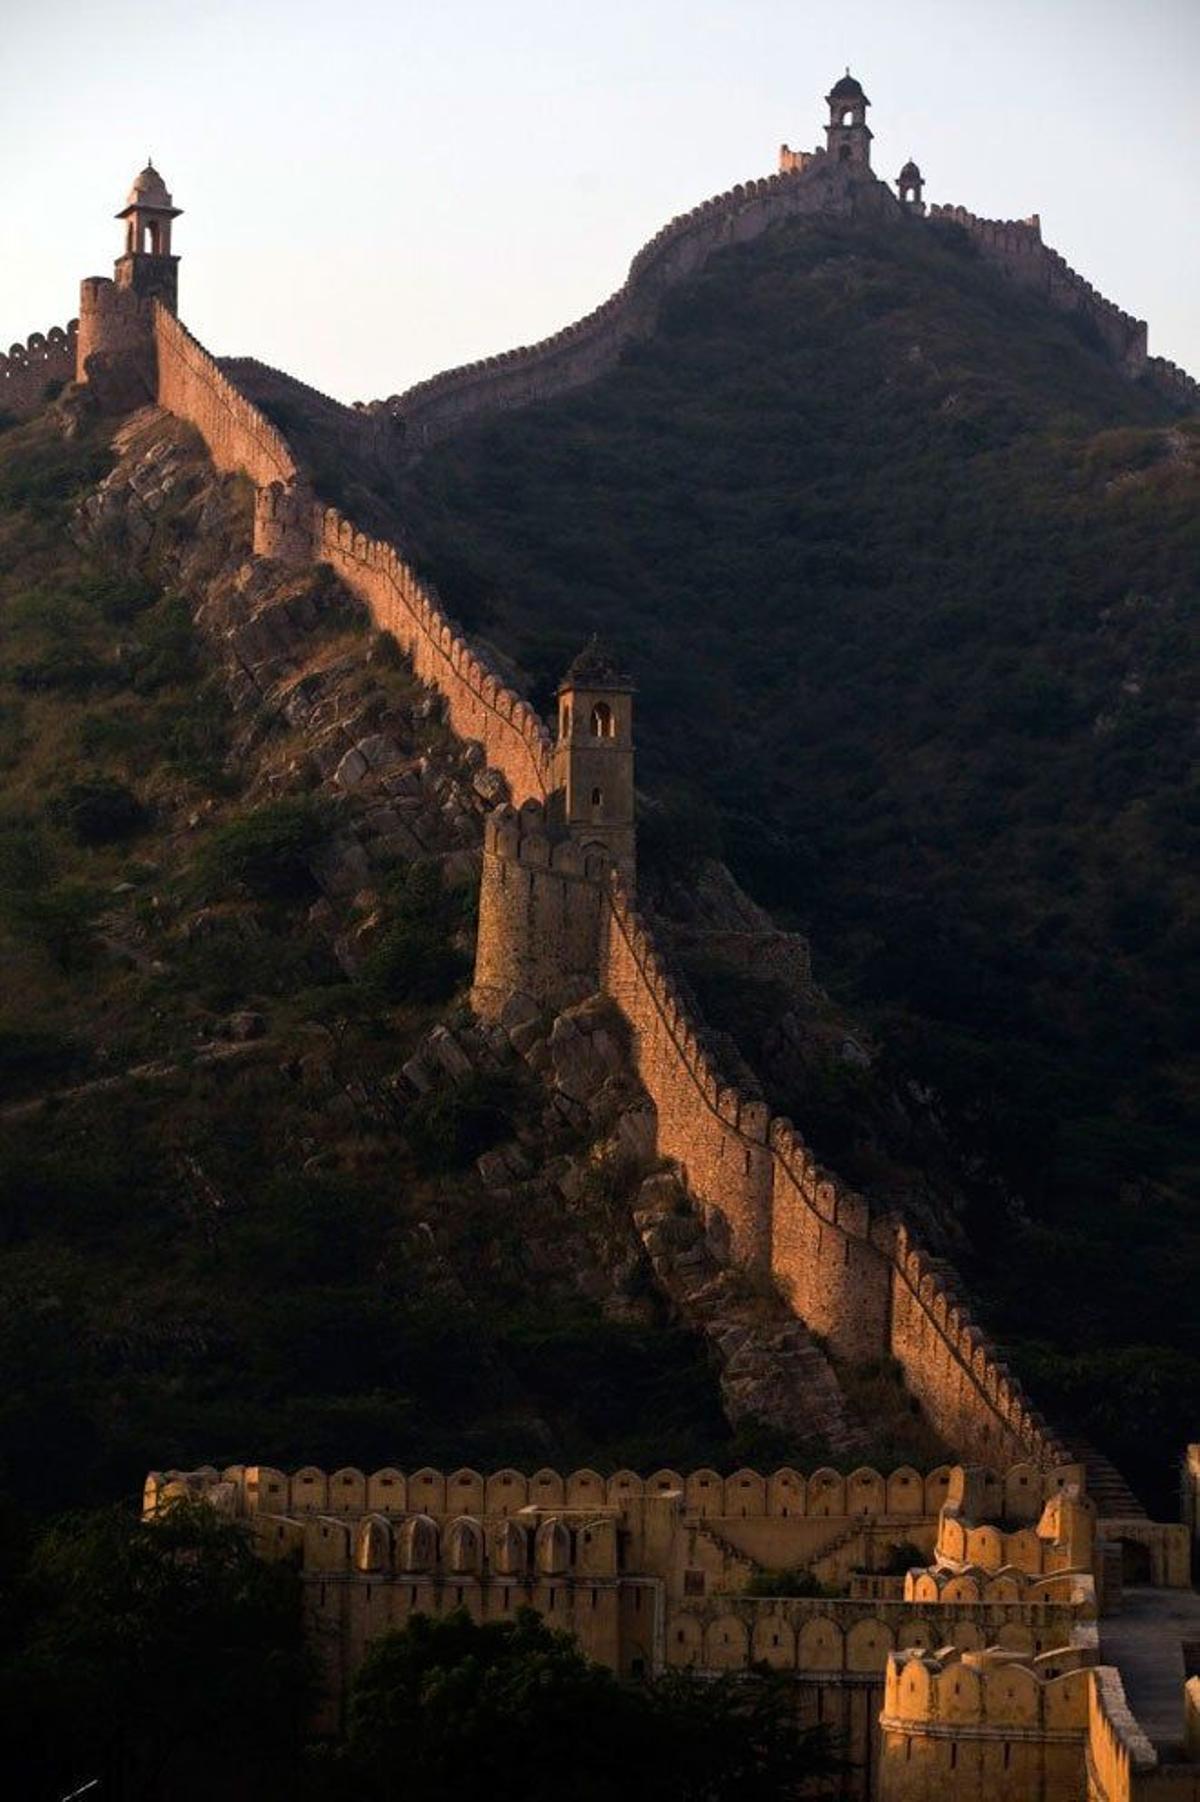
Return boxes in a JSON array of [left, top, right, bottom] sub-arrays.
[[154, 1459, 1062, 1526], [928, 204, 1149, 375], [599, 876, 775, 1268], [471, 805, 605, 1018], [0, 321, 78, 417], [879, 1651, 1092, 1802], [1146, 356, 1200, 413], [1085, 1667, 1161, 1802], [597, 878, 1061, 1465], [77, 280, 153, 386], [375, 157, 894, 450], [217, 354, 397, 466], [153, 304, 298, 488], [770, 1115, 892, 1360], [313, 507, 553, 806], [889, 1223, 1060, 1470]]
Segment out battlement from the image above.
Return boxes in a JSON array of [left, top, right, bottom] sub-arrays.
[[154, 304, 298, 488], [370, 152, 891, 451], [882, 1641, 1094, 1739], [144, 1456, 1082, 1528], [0, 321, 77, 418], [929, 202, 1150, 378], [599, 873, 1065, 1465]]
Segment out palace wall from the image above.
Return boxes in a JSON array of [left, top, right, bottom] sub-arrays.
[[0, 322, 77, 417]]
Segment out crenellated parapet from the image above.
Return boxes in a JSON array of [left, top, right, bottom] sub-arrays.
[[153, 305, 298, 489], [889, 1224, 1067, 1469], [880, 1645, 1096, 1801], [928, 202, 1152, 380], [0, 322, 78, 417], [142, 1456, 1076, 1530], [1146, 355, 1200, 413], [369, 152, 894, 452], [471, 798, 611, 1018], [597, 872, 1069, 1461], [313, 509, 554, 806]]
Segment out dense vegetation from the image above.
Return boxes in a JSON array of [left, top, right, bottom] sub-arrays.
[[399, 216, 1200, 1504], [0, 411, 742, 1531], [3, 1505, 837, 1802]]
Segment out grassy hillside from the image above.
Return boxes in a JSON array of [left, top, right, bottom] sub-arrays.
[[0, 406, 748, 1525], [397, 214, 1200, 1501]]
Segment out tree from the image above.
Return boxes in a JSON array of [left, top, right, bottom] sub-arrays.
[[333, 1607, 839, 1802], [1, 1500, 315, 1802]]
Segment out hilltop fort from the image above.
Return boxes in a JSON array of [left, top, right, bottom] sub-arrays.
[[4, 74, 1199, 1802]]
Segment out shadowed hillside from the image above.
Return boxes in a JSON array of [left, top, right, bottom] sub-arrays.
[[396, 214, 1200, 1504]]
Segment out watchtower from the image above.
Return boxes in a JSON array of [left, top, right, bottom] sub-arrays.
[[114, 162, 182, 311], [897, 159, 926, 214], [550, 638, 636, 878], [825, 71, 872, 169]]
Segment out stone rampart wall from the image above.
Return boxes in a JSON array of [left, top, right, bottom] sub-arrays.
[[133, 218, 1067, 1479], [312, 505, 553, 803], [145, 1457, 1072, 1526], [669, 1595, 1081, 1673], [889, 1224, 1053, 1469], [1146, 356, 1200, 413], [598, 875, 1064, 1466], [153, 305, 298, 488], [0, 322, 77, 417], [373, 155, 893, 449], [928, 203, 1149, 374], [472, 801, 607, 1016], [599, 876, 776, 1270]]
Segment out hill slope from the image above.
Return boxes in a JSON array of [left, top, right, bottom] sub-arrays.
[[396, 213, 1200, 1500], [0, 405, 762, 1520]]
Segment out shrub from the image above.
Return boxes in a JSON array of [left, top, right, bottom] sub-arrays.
[[201, 797, 329, 899], [404, 1071, 519, 1173], [50, 776, 147, 846], [0, 1026, 81, 1101], [745, 1567, 833, 1597], [361, 862, 467, 1003]]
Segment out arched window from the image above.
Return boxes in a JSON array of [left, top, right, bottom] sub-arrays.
[[839, 144, 852, 163], [561, 702, 571, 739], [590, 701, 614, 739], [841, 109, 856, 126], [591, 787, 603, 813]]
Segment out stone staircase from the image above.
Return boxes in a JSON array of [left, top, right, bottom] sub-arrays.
[[689, 1517, 761, 1588], [809, 1520, 869, 1586], [1065, 1437, 1148, 1520]]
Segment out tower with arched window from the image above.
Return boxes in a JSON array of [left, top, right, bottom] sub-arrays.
[[114, 162, 182, 311], [897, 160, 926, 215], [825, 71, 872, 169], [551, 637, 635, 876]]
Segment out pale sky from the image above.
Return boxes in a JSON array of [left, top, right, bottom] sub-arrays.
[[3, 0, 1197, 404]]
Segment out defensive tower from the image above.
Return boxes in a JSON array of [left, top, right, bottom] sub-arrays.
[[471, 640, 635, 1021], [115, 162, 182, 310], [549, 637, 636, 877], [897, 159, 926, 214], [825, 70, 873, 168], [77, 162, 182, 404]]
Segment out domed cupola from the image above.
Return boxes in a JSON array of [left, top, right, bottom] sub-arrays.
[[115, 160, 182, 310], [897, 159, 926, 213], [825, 69, 873, 167]]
